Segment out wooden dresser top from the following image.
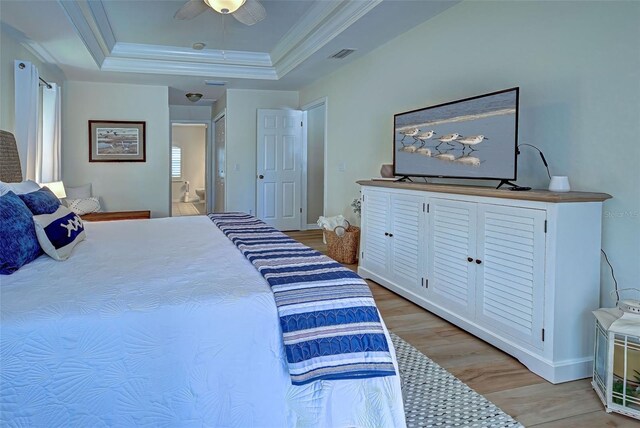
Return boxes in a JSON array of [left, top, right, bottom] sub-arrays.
[[357, 180, 612, 203]]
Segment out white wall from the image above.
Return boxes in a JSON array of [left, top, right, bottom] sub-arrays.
[[171, 124, 206, 202], [63, 81, 170, 217], [306, 104, 325, 224], [299, 1, 640, 306], [0, 25, 65, 138], [225, 89, 299, 214], [169, 105, 212, 122]]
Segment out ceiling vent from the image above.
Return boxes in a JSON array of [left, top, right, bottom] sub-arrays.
[[205, 80, 227, 86], [329, 48, 356, 59]]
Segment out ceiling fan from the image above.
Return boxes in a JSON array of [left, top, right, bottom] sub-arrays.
[[174, 0, 266, 26]]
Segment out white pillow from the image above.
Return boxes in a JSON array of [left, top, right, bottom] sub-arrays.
[[0, 180, 40, 196], [65, 183, 92, 199], [33, 205, 86, 261], [66, 197, 101, 215]]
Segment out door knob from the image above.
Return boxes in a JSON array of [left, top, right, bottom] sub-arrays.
[[258, 175, 264, 179], [475, 259, 482, 264], [384, 232, 389, 236], [388, 233, 393, 237], [467, 257, 473, 262]]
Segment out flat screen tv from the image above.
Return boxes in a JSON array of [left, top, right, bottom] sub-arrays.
[[393, 87, 519, 181]]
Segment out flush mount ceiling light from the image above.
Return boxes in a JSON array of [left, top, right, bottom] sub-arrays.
[[186, 93, 203, 102], [204, 0, 246, 14], [174, 0, 265, 26]]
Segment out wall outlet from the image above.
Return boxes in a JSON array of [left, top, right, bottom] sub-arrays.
[[338, 161, 346, 172]]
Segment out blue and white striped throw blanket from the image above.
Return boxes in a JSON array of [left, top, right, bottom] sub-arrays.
[[209, 213, 396, 385]]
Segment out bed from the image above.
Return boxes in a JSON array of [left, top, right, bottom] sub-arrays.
[[0, 214, 406, 426]]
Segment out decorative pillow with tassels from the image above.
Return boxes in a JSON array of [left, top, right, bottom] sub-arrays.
[[33, 205, 86, 261], [66, 197, 101, 216]]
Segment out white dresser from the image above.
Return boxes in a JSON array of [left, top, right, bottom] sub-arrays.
[[357, 180, 611, 383]]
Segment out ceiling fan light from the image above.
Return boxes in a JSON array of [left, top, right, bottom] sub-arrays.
[[204, 0, 246, 14], [186, 93, 203, 102]]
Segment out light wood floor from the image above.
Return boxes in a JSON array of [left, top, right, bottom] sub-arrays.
[[286, 230, 638, 428]]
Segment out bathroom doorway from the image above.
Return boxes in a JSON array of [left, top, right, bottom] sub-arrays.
[[171, 123, 208, 216], [213, 111, 226, 213], [302, 98, 327, 229]]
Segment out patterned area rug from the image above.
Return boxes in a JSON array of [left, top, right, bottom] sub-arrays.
[[390, 332, 523, 428]]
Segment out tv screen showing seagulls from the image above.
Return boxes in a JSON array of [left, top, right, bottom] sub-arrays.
[[394, 88, 519, 180]]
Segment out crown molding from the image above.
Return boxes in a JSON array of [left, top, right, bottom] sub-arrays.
[[111, 43, 272, 67], [1, 22, 66, 81], [272, 0, 382, 78], [56, 0, 377, 81], [86, 0, 116, 52], [57, 0, 108, 66], [102, 57, 278, 80], [19, 39, 57, 65], [269, 0, 343, 65]]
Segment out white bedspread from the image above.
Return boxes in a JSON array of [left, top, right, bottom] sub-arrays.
[[1, 216, 405, 427]]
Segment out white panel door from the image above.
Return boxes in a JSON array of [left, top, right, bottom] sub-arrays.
[[361, 189, 390, 278], [389, 193, 426, 294], [257, 109, 303, 230], [427, 198, 477, 318], [476, 205, 546, 349]]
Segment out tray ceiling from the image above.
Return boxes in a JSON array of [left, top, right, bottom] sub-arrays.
[[0, 0, 459, 105]]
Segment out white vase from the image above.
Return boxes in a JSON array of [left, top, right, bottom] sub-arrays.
[[549, 176, 570, 192]]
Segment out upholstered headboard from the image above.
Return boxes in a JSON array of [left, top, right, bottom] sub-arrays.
[[0, 130, 23, 183]]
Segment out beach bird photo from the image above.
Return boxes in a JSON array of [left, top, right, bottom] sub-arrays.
[[401, 145, 418, 153], [456, 135, 488, 150], [399, 127, 420, 145], [415, 130, 437, 147], [454, 155, 481, 166], [393, 88, 518, 178], [436, 133, 461, 149], [435, 153, 456, 161]]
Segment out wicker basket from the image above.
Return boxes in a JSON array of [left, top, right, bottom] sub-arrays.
[[325, 221, 361, 264]]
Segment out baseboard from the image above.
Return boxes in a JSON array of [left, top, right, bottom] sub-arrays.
[[306, 223, 320, 230]]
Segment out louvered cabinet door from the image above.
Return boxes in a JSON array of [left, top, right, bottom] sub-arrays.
[[360, 190, 391, 277], [476, 205, 546, 350], [427, 199, 477, 318], [389, 193, 426, 293]]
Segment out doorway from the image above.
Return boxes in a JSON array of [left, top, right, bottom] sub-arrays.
[[254, 102, 326, 231], [303, 99, 327, 229], [213, 111, 226, 213], [171, 123, 208, 216]]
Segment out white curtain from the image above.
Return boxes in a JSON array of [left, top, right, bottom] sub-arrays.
[[14, 60, 40, 181], [40, 83, 62, 182], [14, 61, 61, 183]]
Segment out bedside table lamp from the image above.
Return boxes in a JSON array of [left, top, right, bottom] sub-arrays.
[[592, 296, 640, 420], [40, 181, 67, 199]]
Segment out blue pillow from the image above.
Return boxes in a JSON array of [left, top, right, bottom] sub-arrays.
[[18, 186, 60, 215], [0, 191, 43, 275]]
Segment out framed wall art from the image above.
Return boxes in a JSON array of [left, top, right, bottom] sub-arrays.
[[89, 120, 146, 162]]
